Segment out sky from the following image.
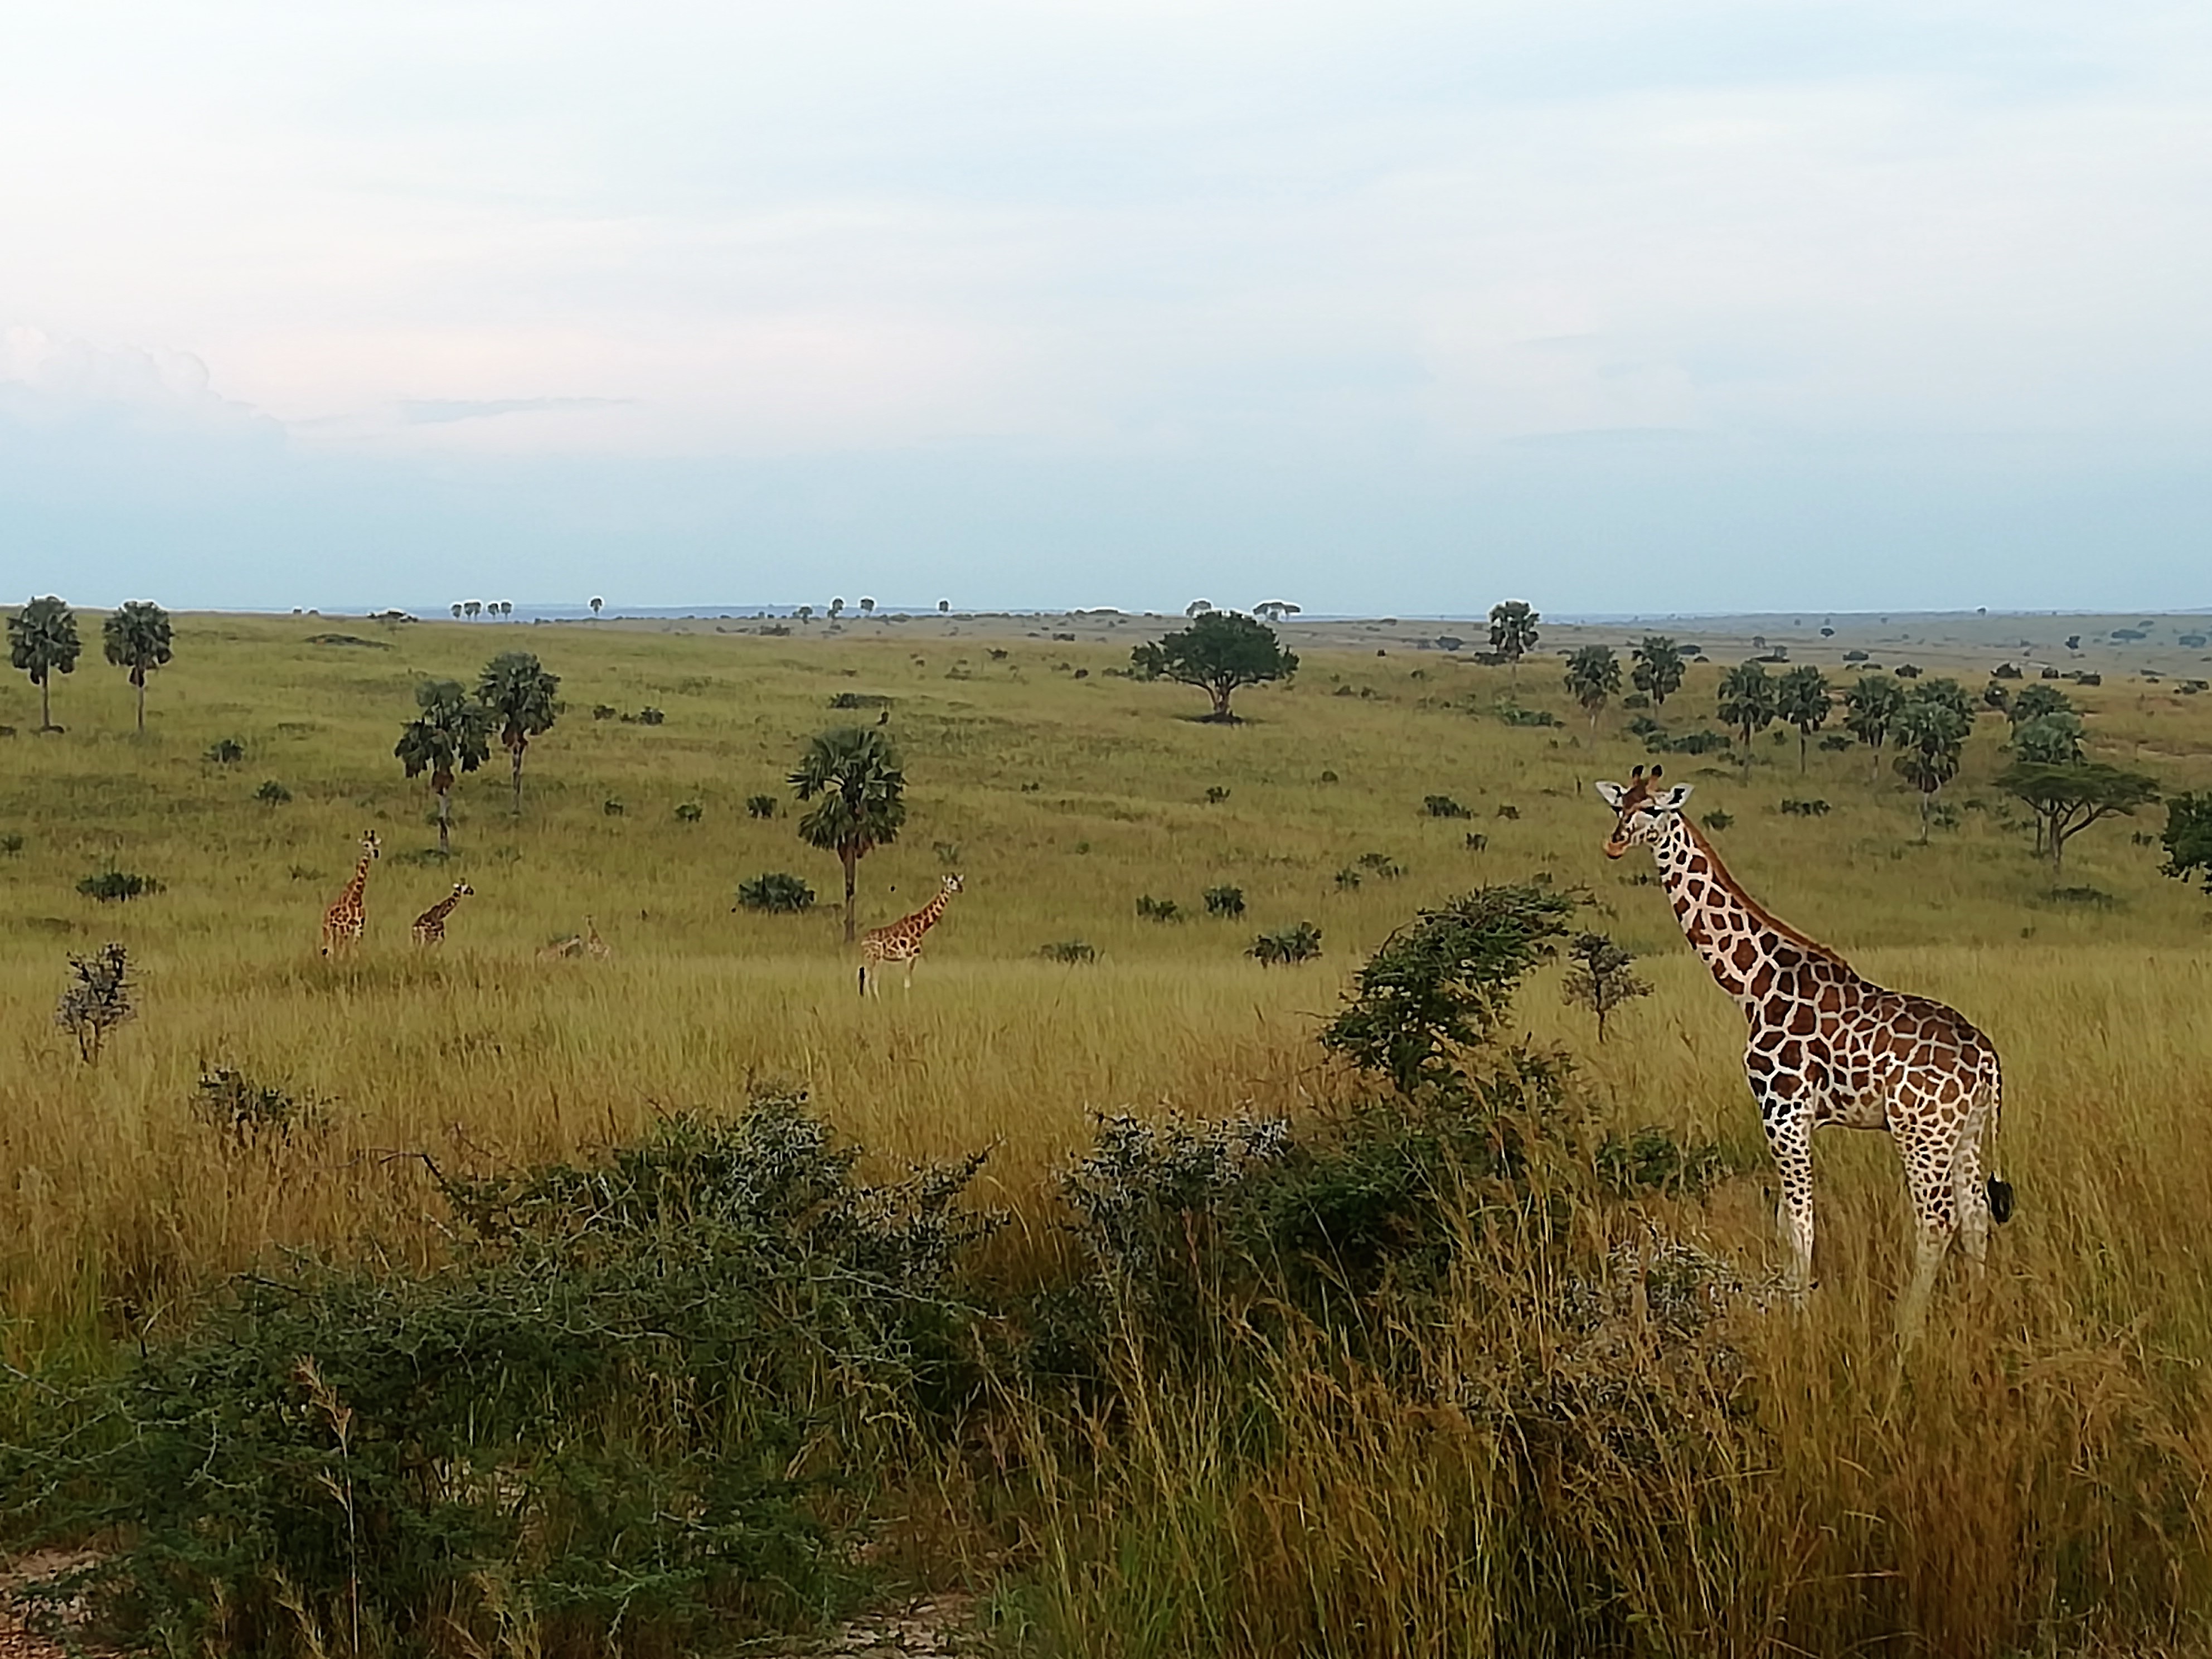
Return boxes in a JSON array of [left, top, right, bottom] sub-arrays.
[[3, 1, 2209, 617]]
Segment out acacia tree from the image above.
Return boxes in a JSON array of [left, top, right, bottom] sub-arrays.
[[8, 596, 81, 732], [477, 652, 561, 814], [1774, 665, 1832, 773], [1891, 691, 1970, 841], [1842, 674, 1905, 783], [1560, 930, 1651, 1043], [789, 726, 908, 942], [101, 601, 173, 733], [1997, 761, 2158, 875], [1631, 636, 1686, 709], [1716, 661, 1777, 749], [1563, 644, 1621, 730], [1487, 600, 1540, 686], [2163, 792, 2212, 895], [396, 680, 494, 855], [1130, 610, 1297, 721]]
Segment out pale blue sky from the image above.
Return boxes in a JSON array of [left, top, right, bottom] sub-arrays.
[[3, 2, 2209, 614]]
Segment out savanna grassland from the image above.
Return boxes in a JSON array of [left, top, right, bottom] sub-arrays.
[[4, 609, 2212, 1658]]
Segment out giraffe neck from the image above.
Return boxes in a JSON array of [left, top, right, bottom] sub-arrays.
[[342, 855, 373, 904], [426, 892, 462, 924], [904, 887, 954, 934], [1652, 816, 1844, 1010]]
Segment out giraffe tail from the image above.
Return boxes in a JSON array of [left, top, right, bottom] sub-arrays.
[[1983, 1068, 2014, 1224], [857, 961, 867, 997]]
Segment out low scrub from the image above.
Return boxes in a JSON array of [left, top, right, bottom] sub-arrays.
[[1249, 921, 1322, 964], [736, 871, 816, 913], [76, 869, 162, 903]]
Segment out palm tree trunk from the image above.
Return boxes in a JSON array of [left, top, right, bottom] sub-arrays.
[[1799, 732, 1808, 773], [510, 745, 524, 814], [1919, 790, 1931, 843], [438, 790, 452, 856], [135, 675, 147, 733], [842, 848, 858, 943], [39, 676, 51, 732]]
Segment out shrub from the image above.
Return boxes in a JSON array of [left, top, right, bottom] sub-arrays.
[[1595, 1124, 1735, 1199], [1559, 930, 1652, 1043], [1647, 728, 1732, 756], [1357, 851, 1405, 879], [1701, 809, 1734, 831], [1136, 894, 1180, 922], [746, 793, 779, 819], [933, 840, 961, 865], [1318, 769, 1338, 783], [1204, 785, 1230, 804], [1249, 921, 1323, 964], [190, 1066, 328, 1150], [1334, 867, 1361, 891], [636, 705, 666, 724], [1040, 939, 1098, 964], [1497, 704, 1560, 727], [0, 831, 22, 855], [77, 869, 162, 903], [1424, 794, 1472, 819], [1622, 691, 1650, 709], [54, 942, 133, 1063], [1779, 798, 1831, 817], [204, 737, 246, 763], [591, 702, 619, 720], [675, 800, 704, 823], [1464, 831, 1488, 851], [603, 797, 625, 816], [736, 871, 816, 913], [254, 779, 292, 803], [828, 692, 892, 710], [1204, 884, 1246, 917], [1496, 803, 1520, 819]]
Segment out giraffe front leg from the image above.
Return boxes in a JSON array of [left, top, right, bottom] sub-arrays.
[[1755, 1083, 1817, 1304], [903, 955, 916, 992]]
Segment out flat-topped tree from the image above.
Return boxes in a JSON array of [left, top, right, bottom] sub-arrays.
[[1631, 636, 1685, 708], [1487, 600, 1539, 686], [101, 601, 173, 733], [1999, 761, 2158, 875], [1130, 609, 1297, 721], [8, 596, 81, 732], [790, 726, 907, 942], [396, 680, 494, 855], [477, 652, 560, 814]]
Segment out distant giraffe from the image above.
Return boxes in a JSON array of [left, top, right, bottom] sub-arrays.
[[1595, 765, 2010, 1337], [584, 915, 611, 960], [860, 874, 962, 996], [411, 882, 475, 946], [319, 831, 381, 957], [537, 916, 608, 962]]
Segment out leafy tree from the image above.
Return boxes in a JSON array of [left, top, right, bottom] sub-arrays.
[[789, 726, 908, 942], [1773, 665, 1832, 773], [1487, 600, 1540, 686], [100, 600, 173, 733], [1186, 599, 1212, 618], [860, 598, 876, 616], [1997, 761, 2160, 875], [8, 595, 81, 731], [797, 605, 814, 625], [1842, 673, 1905, 782], [2014, 711, 2086, 766], [396, 680, 494, 855], [1562, 644, 1621, 730], [1321, 884, 1576, 1095], [1891, 690, 1971, 841], [589, 596, 604, 618], [938, 600, 950, 614], [476, 652, 561, 814], [1715, 661, 1777, 748], [464, 600, 482, 620], [452, 603, 464, 619], [1129, 610, 1297, 721], [1630, 636, 1686, 708], [55, 942, 133, 1064], [1560, 930, 1651, 1043], [2007, 681, 2072, 730], [830, 598, 846, 619], [2162, 792, 2212, 894]]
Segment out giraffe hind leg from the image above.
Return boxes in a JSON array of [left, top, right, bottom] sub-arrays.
[[1894, 1115, 1962, 1347]]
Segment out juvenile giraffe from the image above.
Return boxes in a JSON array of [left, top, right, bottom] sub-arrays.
[[1595, 766, 2010, 1335], [319, 831, 381, 958], [860, 874, 962, 997], [411, 882, 474, 946]]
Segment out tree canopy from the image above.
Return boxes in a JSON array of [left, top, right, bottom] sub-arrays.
[[1629, 637, 1686, 708], [1487, 601, 1540, 683], [1773, 665, 1832, 772], [1997, 761, 2159, 875], [397, 680, 495, 855], [8, 596, 81, 731], [101, 601, 173, 733], [789, 726, 908, 942], [1563, 645, 1621, 729], [477, 652, 561, 814], [2014, 711, 2085, 766], [1842, 674, 1905, 780], [2162, 792, 2212, 895], [1715, 661, 1777, 747], [1130, 610, 1297, 721], [1891, 689, 1971, 840]]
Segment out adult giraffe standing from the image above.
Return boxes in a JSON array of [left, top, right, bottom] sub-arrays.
[[1594, 766, 2011, 1337], [320, 831, 381, 958], [859, 874, 962, 997]]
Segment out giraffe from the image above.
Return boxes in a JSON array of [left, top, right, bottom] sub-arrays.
[[319, 831, 381, 958], [411, 882, 475, 946], [1594, 765, 2011, 1335], [583, 915, 611, 960], [859, 874, 962, 996]]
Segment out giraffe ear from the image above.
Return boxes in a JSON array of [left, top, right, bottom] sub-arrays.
[[1655, 784, 1694, 811], [1594, 780, 1627, 809]]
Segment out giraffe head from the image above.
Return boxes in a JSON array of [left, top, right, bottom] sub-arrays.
[[940, 873, 964, 896], [450, 882, 473, 899], [360, 831, 381, 861], [1593, 765, 1693, 860]]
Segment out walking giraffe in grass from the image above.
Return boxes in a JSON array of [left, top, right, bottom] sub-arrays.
[[860, 874, 962, 996], [411, 882, 474, 946], [319, 831, 381, 958], [1595, 765, 2011, 1338]]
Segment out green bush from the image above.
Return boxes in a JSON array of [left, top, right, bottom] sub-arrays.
[[254, 779, 292, 804], [1040, 939, 1098, 964], [1203, 884, 1246, 917], [1423, 794, 1472, 818], [675, 800, 704, 823], [1249, 921, 1322, 964], [190, 1066, 328, 1150], [204, 737, 246, 763], [746, 793, 779, 819], [76, 869, 162, 903], [1136, 894, 1180, 922], [736, 871, 816, 913]]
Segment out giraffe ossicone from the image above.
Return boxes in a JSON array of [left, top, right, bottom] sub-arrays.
[[860, 873, 963, 997], [1595, 764, 2009, 1338]]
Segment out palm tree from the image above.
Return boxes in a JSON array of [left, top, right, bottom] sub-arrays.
[[1892, 692, 1970, 841], [1842, 675, 1905, 783], [590, 596, 604, 619], [464, 601, 482, 620], [452, 603, 464, 620], [1487, 600, 1540, 687], [1774, 665, 1832, 773], [396, 680, 493, 855], [101, 601, 173, 733], [830, 598, 846, 620], [477, 651, 561, 814], [1630, 636, 1686, 708], [8, 596, 81, 731], [1716, 661, 1777, 749], [797, 605, 814, 625], [1563, 644, 1621, 730], [789, 726, 908, 942], [860, 597, 876, 617]]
